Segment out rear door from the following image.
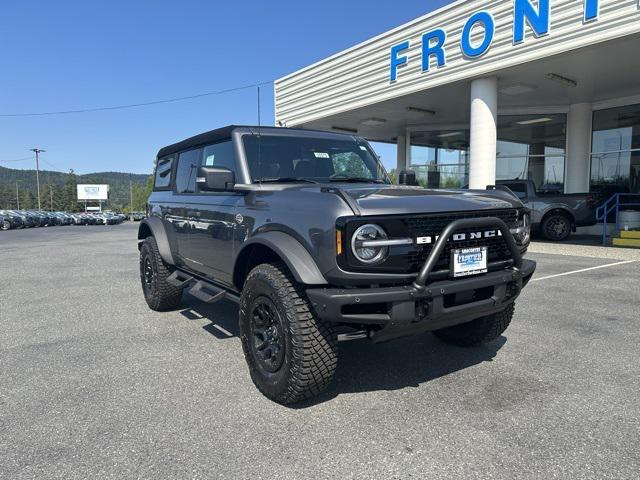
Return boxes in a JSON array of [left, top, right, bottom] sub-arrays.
[[169, 148, 203, 265]]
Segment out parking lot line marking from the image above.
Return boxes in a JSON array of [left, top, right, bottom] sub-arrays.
[[531, 260, 635, 282]]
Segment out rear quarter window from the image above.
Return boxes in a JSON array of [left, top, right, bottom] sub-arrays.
[[154, 155, 174, 189]]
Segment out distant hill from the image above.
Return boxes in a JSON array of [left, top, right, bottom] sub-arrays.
[[0, 165, 151, 211]]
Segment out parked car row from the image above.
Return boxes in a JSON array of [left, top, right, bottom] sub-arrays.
[[0, 210, 128, 230]]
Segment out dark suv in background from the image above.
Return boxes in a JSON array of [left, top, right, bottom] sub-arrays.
[[138, 126, 535, 404]]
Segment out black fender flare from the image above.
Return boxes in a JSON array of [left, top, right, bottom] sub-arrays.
[[137, 216, 175, 265], [236, 231, 327, 285]]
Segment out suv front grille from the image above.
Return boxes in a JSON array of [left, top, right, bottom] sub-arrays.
[[403, 209, 518, 272]]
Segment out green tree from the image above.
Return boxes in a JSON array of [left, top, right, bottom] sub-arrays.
[[60, 169, 78, 212]]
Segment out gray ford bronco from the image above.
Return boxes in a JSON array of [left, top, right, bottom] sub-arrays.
[[138, 125, 536, 404]]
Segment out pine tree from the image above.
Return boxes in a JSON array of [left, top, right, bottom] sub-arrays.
[[61, 169, 78, 212]]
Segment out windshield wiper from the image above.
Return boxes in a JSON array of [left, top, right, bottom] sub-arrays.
[[328, 176, 386, 184], [255, 177, 319, 184]]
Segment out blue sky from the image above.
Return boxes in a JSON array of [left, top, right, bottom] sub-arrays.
[[0, 0, 451, 174]]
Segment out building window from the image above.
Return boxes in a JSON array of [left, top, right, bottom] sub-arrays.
[[409, 131, 469, 188], [496, 114, 566, 191], [591, 104, 640, 194]]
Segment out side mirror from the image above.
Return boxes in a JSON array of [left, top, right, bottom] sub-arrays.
[[196, 166, 235, 192], [398, 169, 418, 186]]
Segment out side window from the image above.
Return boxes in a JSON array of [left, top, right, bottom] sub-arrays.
[[154, 155, 174, 189], [203, 141, 235, 173], [175, 148, 203, 194]]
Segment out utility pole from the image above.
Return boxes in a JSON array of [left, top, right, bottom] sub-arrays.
[[30, 148, 45, 211], [50, 187, 54, 211], [16, 181, 20, 210], [129, 177, 133, 221]]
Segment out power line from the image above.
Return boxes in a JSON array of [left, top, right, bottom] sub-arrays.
[[0, 80, 273, 117], [40, 158, 63, 171], [0, 156, 35, 163]]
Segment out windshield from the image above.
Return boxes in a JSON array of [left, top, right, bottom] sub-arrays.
[[243, 134, 389, 184]]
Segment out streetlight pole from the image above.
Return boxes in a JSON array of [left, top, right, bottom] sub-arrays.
[[30, 148, 45, 210]]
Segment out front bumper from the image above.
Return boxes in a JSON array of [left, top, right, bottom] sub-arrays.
[[307, 216, 536, 343], [307, 259, 535, 342]]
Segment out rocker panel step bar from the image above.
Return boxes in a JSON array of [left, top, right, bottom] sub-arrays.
[[188, 281, 228, 304], [167, 270, 240, 304], [167, 270, 193, 288]]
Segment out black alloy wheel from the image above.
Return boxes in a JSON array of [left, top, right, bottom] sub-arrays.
[[542, 214, 571, 241], [248, 296, 286, 374]]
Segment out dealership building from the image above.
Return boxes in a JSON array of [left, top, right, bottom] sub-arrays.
[[275, 0, 640, 198]]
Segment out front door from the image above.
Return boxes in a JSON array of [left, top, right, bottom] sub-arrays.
[[178, 140, 241, 287], [187, 193, 241, 286]]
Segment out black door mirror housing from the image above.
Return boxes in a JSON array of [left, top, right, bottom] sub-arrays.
[[196, 166, 235, 192]]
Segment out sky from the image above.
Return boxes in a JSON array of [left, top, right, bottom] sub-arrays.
[[0, 0, 452, 174]]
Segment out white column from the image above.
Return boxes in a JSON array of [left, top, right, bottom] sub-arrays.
[[468, 77, 498, 190], [565, 103, 592, 193], [405, 129, 412, 170], [397, 135, 407, 172]]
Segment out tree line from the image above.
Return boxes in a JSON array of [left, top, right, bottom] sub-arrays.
[[0, 166, 152, 212]]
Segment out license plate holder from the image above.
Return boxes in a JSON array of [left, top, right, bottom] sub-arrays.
[[451, 247, 488, 278]]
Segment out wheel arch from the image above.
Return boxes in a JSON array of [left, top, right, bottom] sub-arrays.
[[233, 232, 327, 291], [137, 217, 175, 265]]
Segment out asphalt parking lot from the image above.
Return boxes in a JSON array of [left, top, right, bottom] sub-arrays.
[[1, 224, 638, 479]]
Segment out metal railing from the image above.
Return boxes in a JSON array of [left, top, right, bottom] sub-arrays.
[[595, 193, 640, 245]]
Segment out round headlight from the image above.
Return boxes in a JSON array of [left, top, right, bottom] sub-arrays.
[[351, 224, 389, 264]]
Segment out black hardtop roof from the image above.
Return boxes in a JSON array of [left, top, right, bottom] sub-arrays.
[[156, 125, 361, 158]]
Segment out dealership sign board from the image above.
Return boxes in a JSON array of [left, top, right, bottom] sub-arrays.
[[77, 184, 109, 201], [275, 0, 640, 127], [390, 0, 604, 82]]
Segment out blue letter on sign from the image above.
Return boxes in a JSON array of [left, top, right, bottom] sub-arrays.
[[584, 0, 599, 22], [514, 0, 550, 43], [461, 12, 495, 58], [390, 41, 410, 82], [422, 29, 446, 72]]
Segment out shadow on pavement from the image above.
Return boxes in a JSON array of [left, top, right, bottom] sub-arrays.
[[177, 293, 506, 407]]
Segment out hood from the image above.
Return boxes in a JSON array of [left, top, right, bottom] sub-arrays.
[[333, 184, 521, 216]]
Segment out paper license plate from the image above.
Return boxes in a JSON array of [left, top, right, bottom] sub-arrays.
[[451, 247, 488, 278]]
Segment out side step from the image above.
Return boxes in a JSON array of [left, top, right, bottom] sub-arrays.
[[337, 330, 369, 342], [187, 280, 240, 305], [188, 281, 227, 304], [167, 270, 241, 304], [167, 270, 193, 288]]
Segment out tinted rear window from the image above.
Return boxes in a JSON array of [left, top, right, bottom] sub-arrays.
[[154, 155, 174, 189]]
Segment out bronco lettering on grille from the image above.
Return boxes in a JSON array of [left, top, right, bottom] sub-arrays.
[[416, 229, 502, 245]]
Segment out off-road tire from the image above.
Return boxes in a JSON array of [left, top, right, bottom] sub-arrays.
[[433, 303, 515, 347], [139, 236, 183, 311], [541, 213, 571, 241], [239, 262, 338, 404], [1, 220, 10, 231]]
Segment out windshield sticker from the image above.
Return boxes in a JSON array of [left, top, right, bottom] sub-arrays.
[[314, 152, 330, 158], [205, 155, 215, 166]]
